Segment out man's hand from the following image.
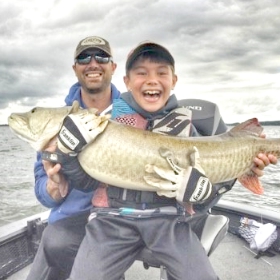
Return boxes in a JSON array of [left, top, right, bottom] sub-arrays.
[[252, 153, 277, 176], [42, 136, 98, 193], [57, 111, 110, 154], [42, 140, 69, 200], [44, 161, 68, 200], [144, 147, 214, 204], [252, 134, 278, 177]]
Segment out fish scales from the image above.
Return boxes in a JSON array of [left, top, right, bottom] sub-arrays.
[[78, 120, 280, 191], [8, 102, 280, 195]]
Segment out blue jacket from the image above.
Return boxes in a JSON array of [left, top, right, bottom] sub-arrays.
[[34, 82, 121, 223]]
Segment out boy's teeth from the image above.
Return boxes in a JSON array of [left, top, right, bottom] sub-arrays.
[[145, 91, 159, 95]]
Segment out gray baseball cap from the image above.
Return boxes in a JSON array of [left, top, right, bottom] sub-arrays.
[[74, 36, 112, 58]]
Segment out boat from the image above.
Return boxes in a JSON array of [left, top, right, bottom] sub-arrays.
[[1, 200, 280, 280]]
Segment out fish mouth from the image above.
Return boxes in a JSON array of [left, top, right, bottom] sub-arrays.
[[8, 115, 36, 142]]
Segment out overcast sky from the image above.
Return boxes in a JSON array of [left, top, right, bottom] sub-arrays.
[[1, 0, 279, 125]]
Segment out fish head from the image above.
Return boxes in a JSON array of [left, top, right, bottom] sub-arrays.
[[8, 100, 81, 151]]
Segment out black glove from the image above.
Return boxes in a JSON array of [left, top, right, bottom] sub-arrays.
[[41, 149, 99, 191]]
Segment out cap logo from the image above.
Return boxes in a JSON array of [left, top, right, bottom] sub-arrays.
[[75, 36, 111, 59], [81, 37, 106, 46]]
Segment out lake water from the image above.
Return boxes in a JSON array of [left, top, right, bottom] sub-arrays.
[[0, 125, 279, 226]]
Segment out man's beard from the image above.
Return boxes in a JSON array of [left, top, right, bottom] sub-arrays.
[[86, 87, 104, 94], [85, 79, 111, 94]]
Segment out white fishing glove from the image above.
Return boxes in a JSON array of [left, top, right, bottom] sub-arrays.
[[144, 147, 214, 204], [41, 109, 110, 192], [57, 110, 110, 154]]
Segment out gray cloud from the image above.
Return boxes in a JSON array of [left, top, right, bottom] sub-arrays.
[[0, 0, 279, 123]]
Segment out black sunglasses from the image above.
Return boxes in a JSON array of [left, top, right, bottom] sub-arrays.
[[75, 53, 112, 65]]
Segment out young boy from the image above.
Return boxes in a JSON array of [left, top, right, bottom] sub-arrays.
[[61, 42, 276, 280]]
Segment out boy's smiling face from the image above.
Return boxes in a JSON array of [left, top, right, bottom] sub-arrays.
[[124, 59, 177, 112]]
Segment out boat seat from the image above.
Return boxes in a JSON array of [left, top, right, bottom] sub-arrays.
[[135, 213, 229, 278], [200, 214, 229, 256]]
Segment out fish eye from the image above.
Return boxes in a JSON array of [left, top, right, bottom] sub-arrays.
[[31, 108, 37, 113]]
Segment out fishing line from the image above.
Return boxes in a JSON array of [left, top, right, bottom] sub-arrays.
[[243, 246, 273, 266]]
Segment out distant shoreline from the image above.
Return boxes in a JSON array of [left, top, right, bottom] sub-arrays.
[[227, 121, 280, 126]]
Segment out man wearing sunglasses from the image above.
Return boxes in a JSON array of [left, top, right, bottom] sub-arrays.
[[26, 36, 120, 280]]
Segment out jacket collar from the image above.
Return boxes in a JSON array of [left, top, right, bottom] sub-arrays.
[[64, 82, 121, 109], [120, 92, 178, 120]]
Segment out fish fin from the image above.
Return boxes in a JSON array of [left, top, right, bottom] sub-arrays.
[[238, 173, 264, 195], [230, 118, 263, 136], [70, 100, 82, 113]]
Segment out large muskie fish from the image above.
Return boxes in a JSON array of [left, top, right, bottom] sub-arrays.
[[8, 101, 280, 195]]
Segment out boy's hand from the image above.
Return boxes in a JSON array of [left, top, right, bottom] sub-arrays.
[[144, 147, 214, 204], [57, 112, 110, 154]]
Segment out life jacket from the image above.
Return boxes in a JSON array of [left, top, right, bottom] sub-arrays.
[[104, 97, 234, 211]]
